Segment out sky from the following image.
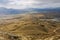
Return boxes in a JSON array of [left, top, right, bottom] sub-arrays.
[[0, 0, 60, 9]]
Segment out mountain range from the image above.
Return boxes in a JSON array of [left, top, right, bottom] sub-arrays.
[[0, 7, 60, 14]]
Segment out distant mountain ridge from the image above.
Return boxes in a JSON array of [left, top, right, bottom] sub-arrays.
[[0, 7, 60, 14]]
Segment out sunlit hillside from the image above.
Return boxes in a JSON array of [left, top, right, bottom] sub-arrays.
[[0, 13, 60, 40]]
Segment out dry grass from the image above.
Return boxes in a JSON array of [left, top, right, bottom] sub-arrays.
[[0, 13, 60, 40]]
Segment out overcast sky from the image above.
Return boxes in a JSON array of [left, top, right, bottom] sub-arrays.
[[0, 0, 60, 9]]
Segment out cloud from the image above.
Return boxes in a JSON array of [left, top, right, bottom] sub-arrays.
[[0, 0, 9, 4], [0, 0, 60, 9]]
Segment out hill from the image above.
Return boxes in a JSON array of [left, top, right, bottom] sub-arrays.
[[0, 13, 60, 40]]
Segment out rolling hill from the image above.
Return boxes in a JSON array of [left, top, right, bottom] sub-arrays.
[[0, 13, 60, 40]]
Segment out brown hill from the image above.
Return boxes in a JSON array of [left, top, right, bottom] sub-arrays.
[[0, 13, 60, 40]]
